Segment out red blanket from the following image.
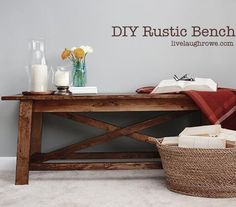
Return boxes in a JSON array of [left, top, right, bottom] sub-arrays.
[[136, 87, 236, 130], [185, 89, 236, 130]]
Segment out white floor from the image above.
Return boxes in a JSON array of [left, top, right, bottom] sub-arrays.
[[0, 158, 235, 207]]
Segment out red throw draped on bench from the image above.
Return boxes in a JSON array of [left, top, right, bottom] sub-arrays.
[[136, 87, 236, 130], [185, 89, 236, 130]]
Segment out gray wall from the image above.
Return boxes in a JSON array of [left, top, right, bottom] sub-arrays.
[[0, 0, 236, 156]]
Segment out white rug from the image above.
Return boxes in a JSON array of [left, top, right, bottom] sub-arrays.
[[0, 157, 236, 207], [0, 159, 235, 207]]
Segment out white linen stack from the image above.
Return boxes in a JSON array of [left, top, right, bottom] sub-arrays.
[[162, 125, 236, 149]]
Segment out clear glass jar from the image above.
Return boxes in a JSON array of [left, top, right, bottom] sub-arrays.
[[27, 39, 48, 92], [52, 66, 72, 87], [52, 66, 72, 95]]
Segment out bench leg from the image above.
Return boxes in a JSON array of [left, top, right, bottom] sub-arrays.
[[30, 112, 43, 155], [15, 101, 33, 185]]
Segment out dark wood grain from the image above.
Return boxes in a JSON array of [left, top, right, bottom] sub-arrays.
[[33, 98, 197, 112], [1, 93, 200, 184], [2, 93, 195, 100], [37, 112, 186, 162], [31, 152, 160, 162], [30, 112, 43, 155], [30, 161, 162, 170], [2, 94, 198, 112], [54, 113, 157, 145], [15, 101, 33, 185]]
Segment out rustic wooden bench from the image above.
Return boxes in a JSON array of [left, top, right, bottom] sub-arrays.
[[1, 93, 198, 185]]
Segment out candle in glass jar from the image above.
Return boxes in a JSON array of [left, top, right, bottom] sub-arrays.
[[31, 64, 48, 92], [54, 70, 70, 86]]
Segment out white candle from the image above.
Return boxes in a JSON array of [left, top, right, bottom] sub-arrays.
[[31, 64, 48, 92], [54, 70, 70, 86]]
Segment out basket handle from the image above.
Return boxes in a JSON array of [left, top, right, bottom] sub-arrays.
[[155, 138, 163, 147], [148, 136, 162, 146]]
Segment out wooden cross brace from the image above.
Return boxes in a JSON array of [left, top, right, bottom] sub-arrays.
[[31, 111, 188, 163]]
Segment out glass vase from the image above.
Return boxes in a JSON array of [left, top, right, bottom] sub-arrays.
[[27, 39, 48, 92], [72, 61, 86, 87]]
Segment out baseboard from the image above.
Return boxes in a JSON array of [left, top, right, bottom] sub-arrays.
[[0, 157, 16, 171]]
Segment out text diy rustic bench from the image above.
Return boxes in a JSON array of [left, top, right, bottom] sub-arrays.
[[1, 93, 198, 185]]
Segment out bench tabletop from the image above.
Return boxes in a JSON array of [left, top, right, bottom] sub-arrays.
[[1, 93, 191, 101]]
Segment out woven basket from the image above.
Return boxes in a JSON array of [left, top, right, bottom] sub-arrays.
[[156, 139, 236, 198]]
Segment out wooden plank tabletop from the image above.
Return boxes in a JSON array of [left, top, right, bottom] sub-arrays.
[[1, 93, 192, 101]]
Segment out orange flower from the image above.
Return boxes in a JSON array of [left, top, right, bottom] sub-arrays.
[[61, 49, 71, 60], [74, 48, 85, 59]]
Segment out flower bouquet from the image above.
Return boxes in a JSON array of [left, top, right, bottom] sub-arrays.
[[61, 46, 93, 87]]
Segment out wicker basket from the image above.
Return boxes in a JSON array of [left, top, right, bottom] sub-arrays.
[[156, 139, 236, 198]]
